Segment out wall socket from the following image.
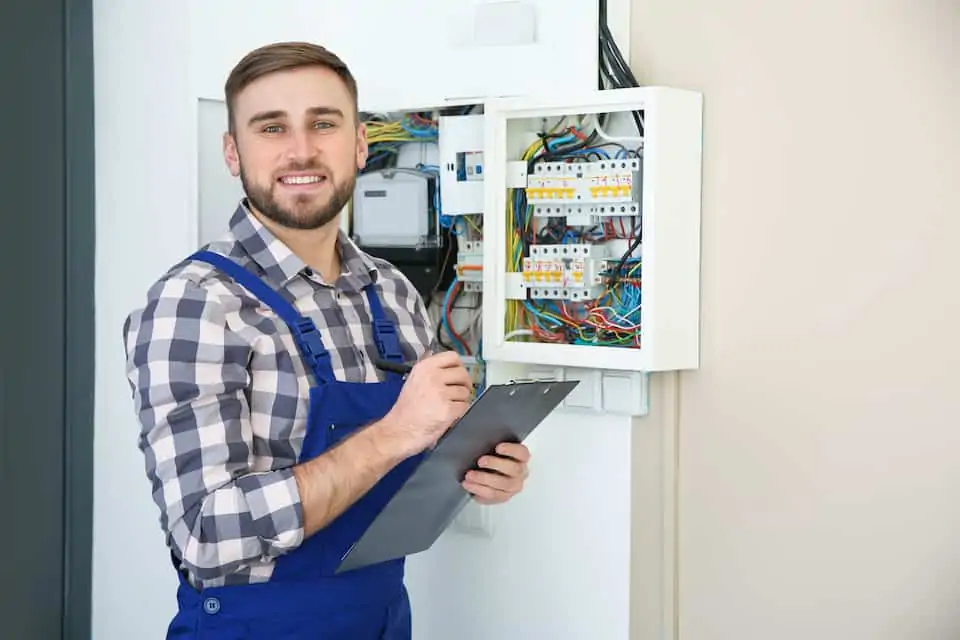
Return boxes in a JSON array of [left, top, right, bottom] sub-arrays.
[[452, 500, 494, 538]]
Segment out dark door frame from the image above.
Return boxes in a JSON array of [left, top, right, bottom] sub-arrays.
[[0, 0, 95, 636], [63, 0, 96, 637]]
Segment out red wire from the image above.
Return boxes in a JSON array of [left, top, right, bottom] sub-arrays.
[[444, 282, 471, 355]]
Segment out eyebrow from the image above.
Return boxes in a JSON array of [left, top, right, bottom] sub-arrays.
[[247, 106, 345, 127]]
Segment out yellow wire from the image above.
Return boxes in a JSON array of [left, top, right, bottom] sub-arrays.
[[504, 137, 548, 339]]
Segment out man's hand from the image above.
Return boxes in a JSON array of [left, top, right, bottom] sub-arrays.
[[461, 442, 531, 505], [377, 351, 473, 457], [294, 351, 471, 538]]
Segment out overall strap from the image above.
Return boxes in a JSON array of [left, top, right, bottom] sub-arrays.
[[363, 284, 404, 363], [189, 250, 335, 384]]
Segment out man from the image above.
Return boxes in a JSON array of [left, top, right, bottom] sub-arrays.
[[123, 41, 531, 639]]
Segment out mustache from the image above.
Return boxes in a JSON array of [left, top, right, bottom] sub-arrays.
[[275, 161, 331, 177]]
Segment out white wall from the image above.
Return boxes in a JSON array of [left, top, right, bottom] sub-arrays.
[[92, 2, 642, 639], [92, 2, 194, 638], [406, 409, 633, 640], [631, 1, 960, 639]]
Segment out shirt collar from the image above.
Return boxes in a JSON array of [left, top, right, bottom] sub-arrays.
[[228, 200, 379, 291]]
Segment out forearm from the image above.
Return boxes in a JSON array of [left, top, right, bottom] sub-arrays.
[[170, 467, 303, 582], [293, 415, 413, 537]]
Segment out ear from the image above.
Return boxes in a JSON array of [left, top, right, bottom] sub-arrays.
[[223, 132, 241, 177], [355, 122, 369, 170]]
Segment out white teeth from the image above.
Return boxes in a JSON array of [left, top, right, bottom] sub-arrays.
[[282, 175, 323, 185]]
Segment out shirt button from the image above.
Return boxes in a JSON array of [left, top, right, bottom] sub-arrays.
[[203, 597, 220, 614]]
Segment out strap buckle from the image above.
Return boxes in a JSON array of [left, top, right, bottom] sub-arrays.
[[292, 317, 331, 376], [372, 319, 402, 362]]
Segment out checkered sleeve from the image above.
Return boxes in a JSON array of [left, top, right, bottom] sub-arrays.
[[123, 274, 304, 583], [406, 278, 437, 355]]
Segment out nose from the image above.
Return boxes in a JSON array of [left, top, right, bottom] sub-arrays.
[[286, 129, 317, 166]]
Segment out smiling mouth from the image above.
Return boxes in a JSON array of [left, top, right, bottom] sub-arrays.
[[278, 174, 327, 186]]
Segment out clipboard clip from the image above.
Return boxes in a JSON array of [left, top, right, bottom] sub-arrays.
[[507, 375, 560, 385]]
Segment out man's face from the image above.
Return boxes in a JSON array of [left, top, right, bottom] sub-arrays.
[[223, 66, 368, 230]]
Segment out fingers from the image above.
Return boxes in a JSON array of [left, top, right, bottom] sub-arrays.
[[444, 384, 471, 403], [461, 479, 508, 504], [475, 453, 527, 480], [462, 469, 521, 503], [422, 350, 462, 369], [461, 444, 532, 505], [436, 365, 472, 388], [493, 442, 531, 464]]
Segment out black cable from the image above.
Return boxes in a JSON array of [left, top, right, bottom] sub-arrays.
[[599, 35, 643, 135], [600, 22, 639, 86], [435, 312, 452, 351], [597, 0, 644, 136]]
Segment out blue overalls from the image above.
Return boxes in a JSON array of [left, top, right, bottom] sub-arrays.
[[166, 250, 423, 639]]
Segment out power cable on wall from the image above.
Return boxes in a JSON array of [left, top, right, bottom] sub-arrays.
[[597, 0, 644, 136]]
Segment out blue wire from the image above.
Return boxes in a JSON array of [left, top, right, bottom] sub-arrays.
[[400, 117, 438, 139], [547, 134, 576, 151], [567, 147, 611, 159], [440, 276, 466, 355], [366, 151, 392, 166], [415, 163, 443, 219]]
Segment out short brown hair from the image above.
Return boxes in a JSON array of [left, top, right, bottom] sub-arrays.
[[223, 41, 359, 134]]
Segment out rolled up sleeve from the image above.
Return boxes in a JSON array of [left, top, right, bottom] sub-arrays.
[[123, 275, 304, 583]]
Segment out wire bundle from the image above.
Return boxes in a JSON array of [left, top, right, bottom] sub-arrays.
[[356, 110, 485, 391], [362, 114, 438, 173], [436, 209, 483, 354], [504, 115, 644, 348], [598, 0, 644, 136], [519, 258, 642, 348]]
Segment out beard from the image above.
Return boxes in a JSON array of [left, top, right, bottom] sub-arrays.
[[240, 160, 356, 231]]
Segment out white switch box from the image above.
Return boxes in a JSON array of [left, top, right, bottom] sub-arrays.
[[562, 367, 602, 410], [453, 500, 494, 537], [601, 370, 649, 416]]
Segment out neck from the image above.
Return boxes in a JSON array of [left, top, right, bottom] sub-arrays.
[[252, 208, 342, 283]]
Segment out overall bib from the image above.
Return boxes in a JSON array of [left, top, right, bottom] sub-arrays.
[[166, 250, 423, 639]]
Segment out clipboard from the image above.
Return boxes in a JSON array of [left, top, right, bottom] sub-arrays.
[[335, 378, 579, 574]]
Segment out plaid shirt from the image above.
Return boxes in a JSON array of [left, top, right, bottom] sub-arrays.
[[123, 202, 433, 589]]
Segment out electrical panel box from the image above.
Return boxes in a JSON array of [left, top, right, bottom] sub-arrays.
[[352, 171, 432, 247], [481, 87, 703, 372]]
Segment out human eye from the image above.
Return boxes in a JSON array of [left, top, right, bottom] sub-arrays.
[[313, 120, 336, 130], [262, 124, 284, 134]]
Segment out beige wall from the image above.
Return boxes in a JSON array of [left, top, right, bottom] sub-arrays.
[[630, 1, 960, 639]]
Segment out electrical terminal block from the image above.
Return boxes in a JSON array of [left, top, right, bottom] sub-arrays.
[[520, 244, 607, 294], [532, 202, 640, 218], [524, 285, 604, 302], [526, 159, 641, 219], [455, 240, 483, 292]]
